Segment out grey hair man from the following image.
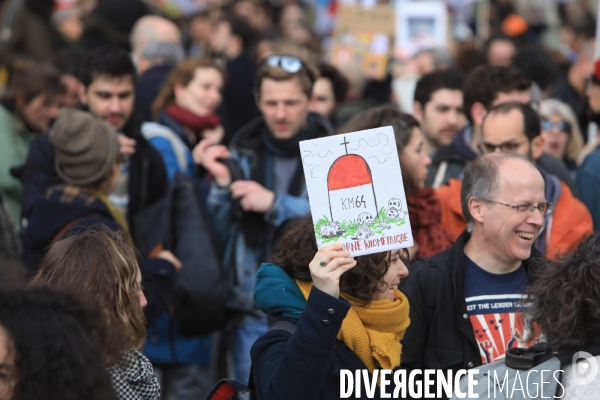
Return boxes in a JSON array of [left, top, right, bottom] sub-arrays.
[[130, 16, 183, 121], [399, 152, 547, 399]]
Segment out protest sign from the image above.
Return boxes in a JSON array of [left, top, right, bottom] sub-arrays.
[[330, 5, 395, 80], [300, 127, 413, 256]]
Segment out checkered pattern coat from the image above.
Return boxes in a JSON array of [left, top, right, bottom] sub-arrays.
[[108, 347, 160, 400]]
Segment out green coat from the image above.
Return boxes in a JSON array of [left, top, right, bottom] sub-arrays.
[[0, 104, 36, 230]]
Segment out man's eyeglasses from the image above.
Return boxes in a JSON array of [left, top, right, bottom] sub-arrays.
[[541, 118, 571, 134], [478, 140, 527, 154], [585, 76, 600, 91], [481, 199, 554, 216], [259, 55, 305, 74]]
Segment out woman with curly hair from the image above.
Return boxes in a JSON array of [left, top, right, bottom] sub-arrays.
[[250, 214, 411, 399], [30, 227, 160, 400], [0, 287, 116, 400], [523, 232, 600, 397]]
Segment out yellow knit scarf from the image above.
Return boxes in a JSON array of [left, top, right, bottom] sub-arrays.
[[84, 188, 131, 239], [295, 280, 410, 373]]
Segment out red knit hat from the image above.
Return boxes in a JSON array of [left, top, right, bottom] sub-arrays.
[[595, 58, 600, 81]]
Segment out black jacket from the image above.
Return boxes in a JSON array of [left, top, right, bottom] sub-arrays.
[[218, 51, 261, 147], [399, 230, 543, 399], [17, 116, 168, 237]]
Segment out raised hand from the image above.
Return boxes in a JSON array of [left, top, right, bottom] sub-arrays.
[[308, 244, 357, 299]]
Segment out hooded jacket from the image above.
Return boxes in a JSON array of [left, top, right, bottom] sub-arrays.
[[251, 263, 388, 400]]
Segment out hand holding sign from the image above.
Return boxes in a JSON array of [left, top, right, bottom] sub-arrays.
[[308, 244, 356, 299], [300, 127, 413, 256]]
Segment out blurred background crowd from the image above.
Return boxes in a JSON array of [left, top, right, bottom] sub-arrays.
[[0, 0, 599, 399]]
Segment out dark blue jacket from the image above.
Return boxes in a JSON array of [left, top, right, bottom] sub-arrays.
[[251, 264, 387, 399], [135, 64, 172, 123], [577, 148, 600, 230], [22, 184, 176, 326]]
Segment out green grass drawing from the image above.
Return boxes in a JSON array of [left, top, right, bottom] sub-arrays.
[[315, 207, 407, 243]]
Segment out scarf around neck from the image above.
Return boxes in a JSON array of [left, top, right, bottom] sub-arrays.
[[242, 114, 317, 252], [406, 187, 455, 258], [84, 187, 131, 239], [295, 280, 410, 373], [164, 103, 220, 140]]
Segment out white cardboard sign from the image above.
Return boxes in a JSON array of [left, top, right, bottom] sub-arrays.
[[300, 127, 413, 256]]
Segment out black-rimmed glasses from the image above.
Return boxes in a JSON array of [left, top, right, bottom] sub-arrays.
[[478, 140, 528, 154], [481, 199, 554, 216]]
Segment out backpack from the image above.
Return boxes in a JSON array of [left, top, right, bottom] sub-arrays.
[[134, 172, 228, 337], [451, 342, 600, 400], [205, 320, 298, 400]]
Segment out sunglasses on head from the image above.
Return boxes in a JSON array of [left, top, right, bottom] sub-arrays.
[[260, 54, 306, 74], [541, 118, 571, 134]]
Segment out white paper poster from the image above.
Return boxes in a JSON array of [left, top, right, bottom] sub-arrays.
[[300, 127, 413, 256]]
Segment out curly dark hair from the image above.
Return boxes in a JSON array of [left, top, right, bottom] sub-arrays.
[[0, 287, 116, 400], [272, 214, 408, 306], [525, 233, 600, 348]]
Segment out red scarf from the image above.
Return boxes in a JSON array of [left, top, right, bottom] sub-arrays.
[[406, 187, 455, 258], [164, 103, 220, 133]]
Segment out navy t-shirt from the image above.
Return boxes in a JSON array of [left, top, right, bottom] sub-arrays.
[[464, 255, 539, 364]]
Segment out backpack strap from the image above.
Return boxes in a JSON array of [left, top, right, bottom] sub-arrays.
[[50, 213, 101, 246], [142, 122, 189, 173], [432, 161, 448, 189]]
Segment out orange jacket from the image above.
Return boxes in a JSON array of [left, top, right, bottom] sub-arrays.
[[435, 179, 593, 260]]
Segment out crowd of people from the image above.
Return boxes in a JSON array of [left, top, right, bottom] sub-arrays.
[[0, 0, 599, 399]]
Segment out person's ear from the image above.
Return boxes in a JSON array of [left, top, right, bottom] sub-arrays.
[[137, 56, 149, 74], [173, 83, 186, 105], [530, 135, 544, 161], [468, 197, 485, 224], [413, 101, 424, 123], [78, 84, 88, 106], [471, 102, 487, 128], [14, 94, 25, 107]]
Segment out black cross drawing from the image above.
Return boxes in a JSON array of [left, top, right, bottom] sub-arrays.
[[340, 136, 349, 155]]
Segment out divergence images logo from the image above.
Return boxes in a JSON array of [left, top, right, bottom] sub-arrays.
[[571, 351, 599, 386]]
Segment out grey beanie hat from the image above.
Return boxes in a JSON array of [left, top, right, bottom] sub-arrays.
[[50, 108, 120, 186]]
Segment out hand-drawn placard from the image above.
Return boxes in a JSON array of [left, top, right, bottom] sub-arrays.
[[300, 126, 413, 256]]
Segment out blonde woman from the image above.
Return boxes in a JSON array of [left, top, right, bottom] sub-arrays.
[[539, 99, 598, 171]]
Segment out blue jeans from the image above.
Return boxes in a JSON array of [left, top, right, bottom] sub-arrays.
[[231, 313, 269, 383]]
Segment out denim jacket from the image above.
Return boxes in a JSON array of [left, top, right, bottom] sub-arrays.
[[206, 114, 332, 313]]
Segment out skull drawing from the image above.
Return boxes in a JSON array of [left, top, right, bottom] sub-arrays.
[[318, 221, 344, 238], [388, 198, 402, 210], [356, 212, 374, 226], [351, 226, 375, 241], [386, 208, 400, 220]]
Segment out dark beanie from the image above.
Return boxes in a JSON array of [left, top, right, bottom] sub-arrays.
[[50, 108, 119, 186]]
